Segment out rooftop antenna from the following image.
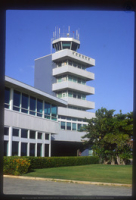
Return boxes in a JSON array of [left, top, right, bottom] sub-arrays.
[[59, 28, 60, 38], [68, 26, 70, 33], [55, 27, 56, 39]]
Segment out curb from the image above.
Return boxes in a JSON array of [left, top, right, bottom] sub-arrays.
[[3, 175, 132, 187]]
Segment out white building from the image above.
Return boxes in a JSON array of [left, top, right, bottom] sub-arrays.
[[34, 28, 95, 156], [4, 76, 67, 157]]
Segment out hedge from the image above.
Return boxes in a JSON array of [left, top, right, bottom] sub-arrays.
[[3, 156, 99, 175], [3, 156, 30, 175], [25, 156, 99, 170]]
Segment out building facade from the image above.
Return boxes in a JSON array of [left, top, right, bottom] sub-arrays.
[[34, 28, 95, 156], [4, 76, 67, 157]]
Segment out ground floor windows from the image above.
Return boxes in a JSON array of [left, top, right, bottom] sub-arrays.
[[30, 143, 35, 156], [21, 129, 28, 138], [21, 143, 27, 156], [4, 141, 8, 156], [45, 134, 49, 140], [45, 144, 49, 157], [12, 141, 19, 156], [30, 130, 36, 139], [38, 132, 42, 139], [13, 128, 19, 137], [4, 126, 51, 157], [37, 143, 42, 157], [4, 127, 9, 135]]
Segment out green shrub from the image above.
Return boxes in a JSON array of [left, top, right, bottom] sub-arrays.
[[26, 156, 99, 170], [3, 157, 30, 175], [3, 156, 99, 175]]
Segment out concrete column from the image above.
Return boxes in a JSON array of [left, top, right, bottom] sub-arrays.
[[35, 143, 37, 157], [49, 133, 51, 157], [8, 127, 12, 156], [27, 143, 30, 156], [42, 142, 45, 157], [10, 88, 13, 110], [18, 141, 21, 156]]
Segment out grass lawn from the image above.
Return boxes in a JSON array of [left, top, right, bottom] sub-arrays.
[[24, 164, 132, 184]]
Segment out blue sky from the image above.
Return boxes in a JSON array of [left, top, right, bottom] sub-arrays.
[[5, 10, 134, 114]]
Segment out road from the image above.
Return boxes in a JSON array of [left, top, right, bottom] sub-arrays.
[[3, 177, 132, 196]]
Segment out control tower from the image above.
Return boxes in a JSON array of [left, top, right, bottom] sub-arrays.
[[34, 27, 95, 156]]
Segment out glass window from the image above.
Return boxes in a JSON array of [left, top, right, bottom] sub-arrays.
[[78, 124, 82, 131], [57, 93, 62, 98], [4, 87, 10, 109], [61, 121, 65, 130], [30, 130, 35, 139], [73, 77, 77, 82], [21, 93, 29, 113], [73, 93, 76, 98], [68, 75, 72, 81], [37, 143, 42, 157], [44, 102, 50, 119], [30, 96, 36, 115], [21, 129, 28, 138], [78, 94, 81, 99], [4, 127, 9, 135], [45, 133, 49, 140], [78, 78, 81, 84], [67, 122, 71, 130], [57, 77, 62, 82], [13, 128, 19, 137], [67, 117, 71, 121], [21, 143, 27, 156], [37, 99, 43, 117], [62, 42, 71, 49], [45, 144, 49, 157], [4, 141, 8, 156], [68, 92, 73, 97], [72, 123, 76, 131], [13, 90, 21, 111], [51, 104, 57, 121], [30, 143, 35, 156], [38, 132, 42, 139], [82, 80, 86, 85], [72, 118, 77, 121], [12, 141, 18, 156]]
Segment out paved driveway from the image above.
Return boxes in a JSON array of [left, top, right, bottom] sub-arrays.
[[3, 177, 132, 196]]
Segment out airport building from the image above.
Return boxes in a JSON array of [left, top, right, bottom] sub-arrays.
[[4, 28, 95, 157]]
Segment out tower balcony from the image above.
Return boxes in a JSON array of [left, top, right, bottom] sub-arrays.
[[52, 49, 95, 67], [60, 97, 95, 110], [52, 81, 95, 95], [58, 107, 95, 119], [52, 65, 94, 81]]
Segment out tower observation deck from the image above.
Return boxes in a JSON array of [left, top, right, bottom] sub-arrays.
[[52, 27, 80, 52]]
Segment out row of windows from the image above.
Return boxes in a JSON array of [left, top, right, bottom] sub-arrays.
[[4, 141, 49, 157], [57, 90, 86, 100], [60, 121, 85, 131], [4, 127, 49, 140], [68, 106, 86, 111], [57, 75, 86, 85], [57, 60, 86, 70], [58, 115, 87, 122], [5, 87, 58, 121]]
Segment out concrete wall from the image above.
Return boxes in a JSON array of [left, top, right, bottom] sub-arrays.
[[4, 109, 60, 134], [34, 55, 56, 96], [58, 107, 95, 119], [51, 129, 87, 142]]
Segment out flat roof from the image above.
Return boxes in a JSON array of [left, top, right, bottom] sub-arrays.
[[5, 76, 67, 107]]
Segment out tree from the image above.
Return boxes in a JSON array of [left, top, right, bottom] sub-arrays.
[[81, 108, 133, 165]]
